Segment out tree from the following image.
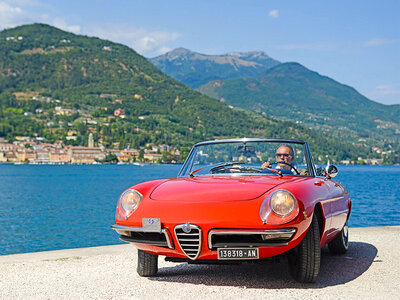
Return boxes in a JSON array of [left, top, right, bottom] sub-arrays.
[[138, 149, 145, 162], [97, 152, 118, 163]]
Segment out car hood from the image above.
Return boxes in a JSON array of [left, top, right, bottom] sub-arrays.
[[149, 175, 301, 202]]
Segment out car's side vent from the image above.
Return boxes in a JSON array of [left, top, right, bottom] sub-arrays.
[[174, 224, 202, 260]]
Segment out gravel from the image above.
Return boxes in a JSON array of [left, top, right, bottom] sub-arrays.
[[0, 226, 399, 299]]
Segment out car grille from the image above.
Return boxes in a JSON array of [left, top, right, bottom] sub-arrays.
[[174, 224, 202, 260]]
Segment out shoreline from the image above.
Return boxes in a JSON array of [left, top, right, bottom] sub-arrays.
[[1, 226, 399, 298]]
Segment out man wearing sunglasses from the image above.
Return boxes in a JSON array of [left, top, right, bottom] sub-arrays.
[[261, 144, 295, 171]]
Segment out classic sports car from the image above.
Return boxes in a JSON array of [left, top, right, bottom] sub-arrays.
[[112, 139, 351, 283]]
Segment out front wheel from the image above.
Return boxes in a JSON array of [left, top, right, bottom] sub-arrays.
[[328, 221, 349, 254], [288, 214, 321, 283], [137, 249, 158, 277]]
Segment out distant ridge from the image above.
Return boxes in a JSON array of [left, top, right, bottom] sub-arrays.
[[150, 48, 280, 88], [198, 62, 400, 148]]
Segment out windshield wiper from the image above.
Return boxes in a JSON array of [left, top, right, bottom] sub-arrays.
[[210, 162, 245, 172], [189, 167, 203, 177], [230, 165, 262, 173]]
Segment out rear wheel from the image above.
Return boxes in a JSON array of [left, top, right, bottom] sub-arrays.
[[137, 249, 158, 277], [288, 214, 321, 283], [328, 221, 349, 254]]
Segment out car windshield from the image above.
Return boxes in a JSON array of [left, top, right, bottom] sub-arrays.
[[179, 140, 312, 177]]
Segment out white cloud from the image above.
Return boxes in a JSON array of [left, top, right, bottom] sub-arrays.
[[156, 46, 172, 55], [51, 17, 80, 34], [365, 85, 400, 105], [363, 38, 398, 47], [0, 2, 31, 29], [268, 9, 279, 19], [0, 1, 179, 57], [88, 25, 181, 57], [0, 1, 80, 33]]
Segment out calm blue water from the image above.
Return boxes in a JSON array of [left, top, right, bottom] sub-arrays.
[[0, 164, 399, 255]]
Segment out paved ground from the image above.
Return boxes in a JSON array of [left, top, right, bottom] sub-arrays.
[[0, 226, 399, 299]]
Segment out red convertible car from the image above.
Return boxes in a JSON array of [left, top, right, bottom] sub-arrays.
[[112, 139, 351, 283]]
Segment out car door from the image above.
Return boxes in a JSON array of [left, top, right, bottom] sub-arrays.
[[326, 179, 350, 233], [313, 177, 334, 242]]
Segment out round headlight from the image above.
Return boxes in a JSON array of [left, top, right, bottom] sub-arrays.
[[119, 189, 142, 217], [270, 190, 296, 216]]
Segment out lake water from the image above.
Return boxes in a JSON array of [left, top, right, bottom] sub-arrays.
[[0, 164, 399, 255]]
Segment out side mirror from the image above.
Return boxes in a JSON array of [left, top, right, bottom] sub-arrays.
[[326, 165, 338, 178], [316, 165, 338, 178], [316, 167, 326, 177]]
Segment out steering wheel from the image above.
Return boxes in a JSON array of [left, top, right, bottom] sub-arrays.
[[268, 161, 300, 175]]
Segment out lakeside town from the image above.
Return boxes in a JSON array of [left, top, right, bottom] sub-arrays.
[[0, 134, 388, 165], [0, 134, 181, 164]]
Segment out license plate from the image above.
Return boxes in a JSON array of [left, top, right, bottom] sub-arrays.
[[217, 248, 259, 260], [142, 218, 161, 233]]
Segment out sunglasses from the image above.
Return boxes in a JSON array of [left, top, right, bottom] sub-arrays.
[[276, 153, 290, 158]]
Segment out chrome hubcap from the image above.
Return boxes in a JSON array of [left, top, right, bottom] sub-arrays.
[[343, 223, 349, 248]]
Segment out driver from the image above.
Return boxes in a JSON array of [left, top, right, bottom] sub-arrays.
[[261, 144, 295, 171]]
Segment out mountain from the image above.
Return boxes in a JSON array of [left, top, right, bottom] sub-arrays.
[[198, 62, 400, 147], [0, 24, 390, 163], [150, 48, 280, 88]]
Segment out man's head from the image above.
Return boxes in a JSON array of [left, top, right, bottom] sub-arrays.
[[276, 144, 294, 169]]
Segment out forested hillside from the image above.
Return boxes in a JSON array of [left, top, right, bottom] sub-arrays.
[[0, 24, 391, 163]]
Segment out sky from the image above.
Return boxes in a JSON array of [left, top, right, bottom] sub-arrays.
[[0, 0, 399, 105]]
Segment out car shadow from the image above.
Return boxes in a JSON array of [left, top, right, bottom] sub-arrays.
[[150, 241, 377, 288]]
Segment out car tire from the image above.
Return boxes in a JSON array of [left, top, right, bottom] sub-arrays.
[[328, 221, 349, 254], [288, 214, 321, 283], [137, 249, 158, 277]]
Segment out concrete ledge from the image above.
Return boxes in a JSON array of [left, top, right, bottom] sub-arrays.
[[0, 226, 399, 299], [0, 244, 132, 264]]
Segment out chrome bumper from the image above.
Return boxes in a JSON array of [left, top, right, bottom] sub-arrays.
[[111, 225, 296, 253], [208, 229, 296, 250], [111, 224, 174, 249]]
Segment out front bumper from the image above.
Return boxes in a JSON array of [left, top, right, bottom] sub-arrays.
[[112, 224, 296, 260], [208, 228, 296, 249], [111, 225, 174, 249]]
